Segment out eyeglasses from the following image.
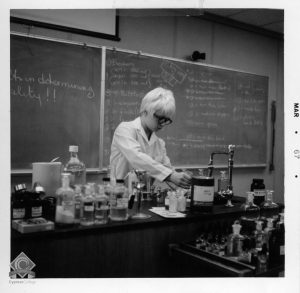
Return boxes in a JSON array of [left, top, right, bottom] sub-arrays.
[[153, 113, 173, 126]]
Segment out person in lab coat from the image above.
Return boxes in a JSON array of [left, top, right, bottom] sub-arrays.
[[110, 87, 192, 189]]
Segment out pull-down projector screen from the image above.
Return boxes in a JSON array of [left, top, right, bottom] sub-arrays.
[[11, 9, 119, 40]]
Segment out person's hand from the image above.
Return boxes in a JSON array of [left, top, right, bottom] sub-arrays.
[[166, 171, 192, 189]]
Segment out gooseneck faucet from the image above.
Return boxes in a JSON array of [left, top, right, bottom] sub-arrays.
[[207, 144, 236, 197]]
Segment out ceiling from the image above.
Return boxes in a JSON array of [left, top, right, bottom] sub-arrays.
[[181, 8, 284, 37], [118, 9, 283, 38]]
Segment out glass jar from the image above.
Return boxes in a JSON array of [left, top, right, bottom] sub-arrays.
[[110, 179, 129, 221], [94, 184, 109, 224], [11, 184, 27, 220]]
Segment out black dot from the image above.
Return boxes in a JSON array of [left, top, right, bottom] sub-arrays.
[[296, 131, 298, 134], [296, 175, 298, 178]]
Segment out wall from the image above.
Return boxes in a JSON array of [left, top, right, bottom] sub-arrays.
[[10, 10, 284, 203]]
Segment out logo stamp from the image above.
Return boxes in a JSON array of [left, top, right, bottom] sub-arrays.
[[10, 252, 36, 278]]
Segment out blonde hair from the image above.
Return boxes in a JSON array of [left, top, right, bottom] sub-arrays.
[[140, 87, 176, 118]]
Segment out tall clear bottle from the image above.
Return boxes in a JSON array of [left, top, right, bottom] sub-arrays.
[[55, 173, 75, 226], [80, 184, 95, 226], [226, 221, 244, 257], [110, 179, 129, 221], [74, 184, 83, 224], [65, 145, 86, 187], [94, 184, 109, 224]]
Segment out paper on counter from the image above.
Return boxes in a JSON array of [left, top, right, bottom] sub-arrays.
[[149, 207, 186, 218]]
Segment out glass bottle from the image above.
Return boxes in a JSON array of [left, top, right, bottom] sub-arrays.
[[74, 185, 83, 224], [251, 179, 266, 206], [110, 179, 129, 221], [11, 184, 27, 220], [260, 190, 279, 219], [94, 184, 109, 224], [169, 191, 178, 213], [28, 190, 43, 218], [218, 171, 229, 195], [177, 189, 187, 212], [253, 221, 265, 250], [164, 190, 171, 210], [226, 221, 244, 257], [80, 184, 95, 226], [64, 145, 86, 187], [240, 192, 260, 234], [55, 173, 75, 226]]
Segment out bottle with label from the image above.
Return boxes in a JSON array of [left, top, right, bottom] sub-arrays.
[[226, 221, 244, 257], [110, 179, 129, 221], [260, 190, 279, 219], [64, 145, 86, 187], [55, 173, 75, 226], [94, 184, 109, 224], [254, 221, 266, 250], [80, 184, 95, 226], [74, 185, 83, 224], [191, 176, 214, 212], [251, 179, 266, 206], [28, 191, 43, 218], [11, 184, 27, 220]]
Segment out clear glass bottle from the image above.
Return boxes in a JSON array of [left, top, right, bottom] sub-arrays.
[[55, 173, 75, 226], [226, 221, 244, 257], [240, 192, 260, 233], [110, 179, 129, 221], [164, 190, 171, 210], [218, 171, 229, 195], [74, 185, 83, 224], [254, 221, 265, 250], [177, 189, 187, 212], [260, 190, 279, 219], [94, 184, 109, 224], [169, 191, 178, 213], [64, 145, 86, 187], [80, 184, 95, 226]]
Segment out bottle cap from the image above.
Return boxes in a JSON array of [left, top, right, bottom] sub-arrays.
[[232, 223, 242, 234], [256, 221, 263, 230], [14, 183, 27, 192], [267, 218, 273, 228], [33, 182, 45, 194], [69, 145, 78, 152]]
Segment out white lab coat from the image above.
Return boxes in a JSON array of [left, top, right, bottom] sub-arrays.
[[110, 117, 173, 182]]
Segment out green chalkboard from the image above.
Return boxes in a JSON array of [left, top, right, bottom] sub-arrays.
[[11, 34, 102, 170], [103, 49, 268, 167]]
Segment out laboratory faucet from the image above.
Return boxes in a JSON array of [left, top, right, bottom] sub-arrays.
[[207, 145, 235, 206]]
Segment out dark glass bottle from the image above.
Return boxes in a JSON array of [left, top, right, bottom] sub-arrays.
[[11, 184, 27, 220], [251, 179, 266, 206], [28, 191, 43, 218]]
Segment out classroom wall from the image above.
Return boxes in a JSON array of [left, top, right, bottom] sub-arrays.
[[10, 10, 284, 203]]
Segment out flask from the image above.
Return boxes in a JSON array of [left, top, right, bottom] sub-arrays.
[[94, 184, 109, 224], [74, 185, 83, 224], [11, 184, 27, 220], [226, 221, 244, 257], [251, 179, 266, 206], [80, 184, 95, 226], [240, 192, 260, 233], [64, 145, 86, 187], [260, 190, 279, 219], [55, 173, 75, 225], [110, 179, 129, 221]]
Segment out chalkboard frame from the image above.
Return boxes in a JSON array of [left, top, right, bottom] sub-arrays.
[[10, 32, 104, 174], [102, 46, 269, 169]]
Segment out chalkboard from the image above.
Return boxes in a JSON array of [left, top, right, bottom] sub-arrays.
[[11, 34, 102, 170], [103, 49, 268, 167]]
